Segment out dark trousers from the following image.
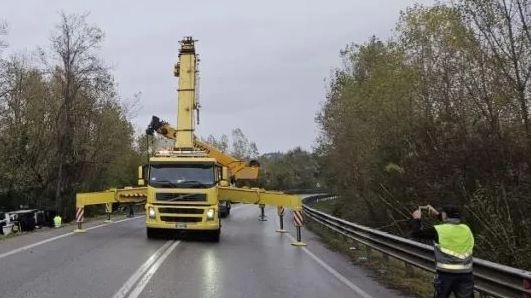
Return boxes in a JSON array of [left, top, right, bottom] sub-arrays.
[[434, 271, 474, 298]]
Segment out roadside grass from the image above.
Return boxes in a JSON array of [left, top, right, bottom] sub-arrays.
[[312, 198, 337, 214], [0, 231, 19, 241], [308, 200, 434, 298]]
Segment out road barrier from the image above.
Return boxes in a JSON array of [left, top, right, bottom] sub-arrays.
[[74, 207, 86, 232], [291, 210, 306, 246], [293, 210, 304, 227], [258, 204, 267, 221], [303, 195, 531, 298], [276, 206, 287, 233], [104, 203, 112, 223]]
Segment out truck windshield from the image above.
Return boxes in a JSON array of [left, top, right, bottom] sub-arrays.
[[149, 163, 215, 188]]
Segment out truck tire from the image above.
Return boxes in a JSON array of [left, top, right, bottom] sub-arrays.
[[147, 228, 157, 239], [211, 229, 220, 242]]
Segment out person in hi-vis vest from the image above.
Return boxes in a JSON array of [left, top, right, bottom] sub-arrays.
[[53, 215, 62, 228], [412, 204, 474, 298]]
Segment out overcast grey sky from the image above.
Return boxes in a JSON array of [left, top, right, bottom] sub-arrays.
[[2, 0, 434, 153]]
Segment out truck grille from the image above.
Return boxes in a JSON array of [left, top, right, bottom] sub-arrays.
[[160, 216, 202, 223], [158, 208, 204, 215], [156, 193, 207, 202]]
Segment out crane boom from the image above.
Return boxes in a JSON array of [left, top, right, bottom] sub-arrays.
[[174, 36, 198, 150]]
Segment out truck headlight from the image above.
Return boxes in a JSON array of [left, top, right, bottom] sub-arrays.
[[148, 207, 156, 219], [206, 208, 215, 220]]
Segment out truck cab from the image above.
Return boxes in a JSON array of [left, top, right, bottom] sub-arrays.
[[143, 156, 223, 241]]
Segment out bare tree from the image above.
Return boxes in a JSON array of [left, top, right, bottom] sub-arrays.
[[205, 134, 229, 152], [47, 12, 106, 213], [458, 0, 531, 145], [231, 128, 259, 159], [0, 13, 139, 217], [0, 20, 7, 54]]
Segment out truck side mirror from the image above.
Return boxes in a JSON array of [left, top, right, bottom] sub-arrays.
[[138, 165, 145, 186]]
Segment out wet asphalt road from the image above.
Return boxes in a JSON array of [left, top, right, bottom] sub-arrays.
[[0, 205, 413, 298]]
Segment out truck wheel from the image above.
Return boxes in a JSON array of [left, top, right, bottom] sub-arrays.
[[147, 228, 157, 239], [211, 229, 220, 242]]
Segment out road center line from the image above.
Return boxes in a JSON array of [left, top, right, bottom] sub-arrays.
[[127, 241, 181, 298], [112, 240, 176, 298], [0, 215, 144, 260]]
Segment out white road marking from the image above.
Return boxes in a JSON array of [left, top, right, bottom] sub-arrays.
[[277, 211, 374, 298], [112, 240, 178, 298], [127, 241, 181, 298], [0, 216, 144, 260], [286, 233, 374, 298]]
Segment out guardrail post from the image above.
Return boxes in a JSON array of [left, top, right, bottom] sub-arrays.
[[104, 203, 112, 223], [291, 210, 307, 246], [258, 204, 267, 221], [276, 206, 287, 233], [74, 207, 86, 233]]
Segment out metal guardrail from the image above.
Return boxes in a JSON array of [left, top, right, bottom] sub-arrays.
[[302, 195, 531, 298]]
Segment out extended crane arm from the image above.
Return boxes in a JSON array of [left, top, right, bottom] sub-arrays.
[[194, 140, 259, 181], [75, 187, 147, 208], [218, 187, 302, 209]]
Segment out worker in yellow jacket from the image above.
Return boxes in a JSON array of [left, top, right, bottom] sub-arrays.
[[53, 215, 62, 228], [412, 204, 474, 298]]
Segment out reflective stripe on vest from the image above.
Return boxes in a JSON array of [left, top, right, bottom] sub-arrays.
[[437, 245, 472, 260], [436, 262, 473, 271]]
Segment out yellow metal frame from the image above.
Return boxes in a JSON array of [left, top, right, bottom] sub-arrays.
[[76, 186, 300, 212], [76, 187, 147, 208], [218, 187, 301, 210]]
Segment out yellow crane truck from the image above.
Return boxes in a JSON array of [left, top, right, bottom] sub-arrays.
[[75, 37, 301, 241]]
